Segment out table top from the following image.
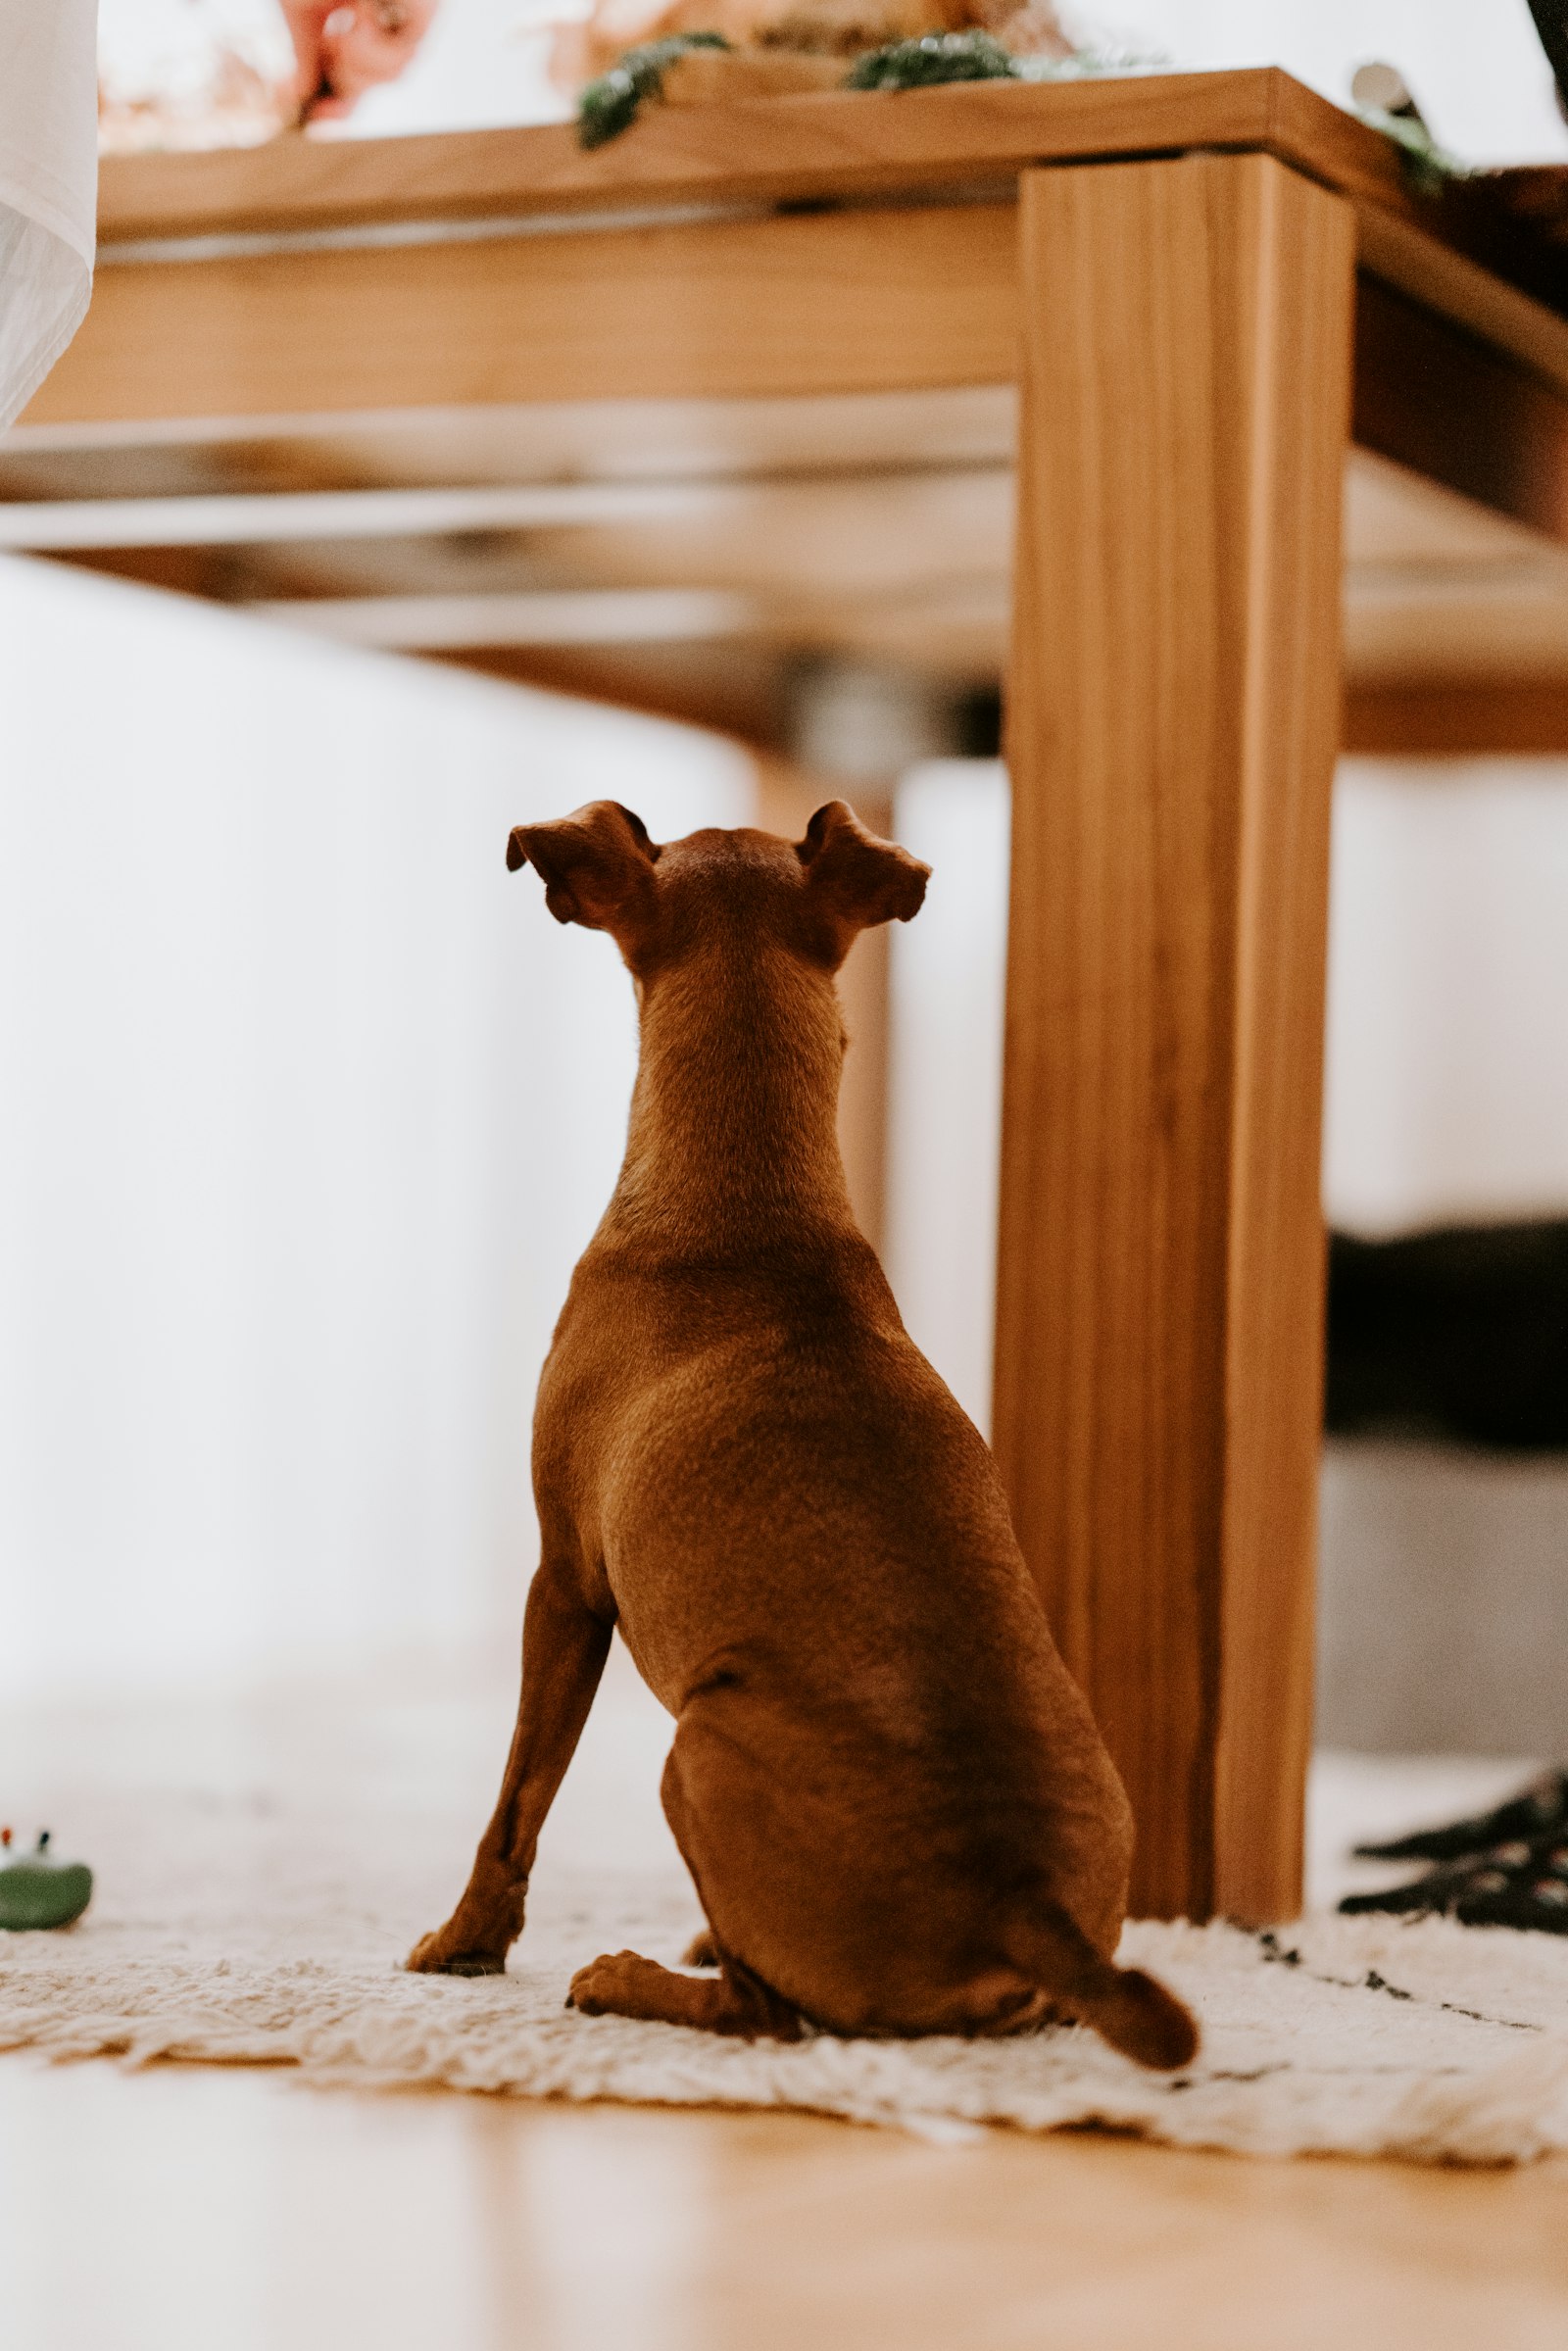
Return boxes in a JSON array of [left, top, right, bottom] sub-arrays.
[[26, 68, 1568, 746], [92, 67, 1548, 290], [94, 69, 1568, 416]]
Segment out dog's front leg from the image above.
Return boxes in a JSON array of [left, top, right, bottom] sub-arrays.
[[406, 1557, 612, 1975]]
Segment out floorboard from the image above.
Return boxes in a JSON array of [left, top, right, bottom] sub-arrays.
[[2, 2056, 1564, 2351]]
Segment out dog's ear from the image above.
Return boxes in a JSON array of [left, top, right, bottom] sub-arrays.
[[506, 802, 660, 932], [797, 801, 929, 950]]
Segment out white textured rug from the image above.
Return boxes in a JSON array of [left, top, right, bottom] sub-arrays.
[[3, 1659, 1566, 2166]]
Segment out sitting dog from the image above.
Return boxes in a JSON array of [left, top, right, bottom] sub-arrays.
[[408, 801, 1198, 2071]]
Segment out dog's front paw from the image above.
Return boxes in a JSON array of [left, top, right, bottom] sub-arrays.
[[566, 1949, 644, 2015], [406, 1926, 508, 1977]]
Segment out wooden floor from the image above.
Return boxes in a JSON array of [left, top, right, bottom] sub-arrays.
[[3, 2058, 1564, 2351], [4, 1670, 1562, 2346]]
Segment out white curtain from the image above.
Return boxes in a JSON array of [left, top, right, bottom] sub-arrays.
[[0, 0, 97, 427], [1323, 760, 1568, 1234], [883, 761, 1008, 1439], [0, 558, 753, 1693]]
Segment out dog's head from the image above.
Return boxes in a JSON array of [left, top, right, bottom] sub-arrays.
[[506, 799, 928, 976]]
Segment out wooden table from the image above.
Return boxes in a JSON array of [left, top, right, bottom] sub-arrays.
[[23, 70, 1568, 1922]]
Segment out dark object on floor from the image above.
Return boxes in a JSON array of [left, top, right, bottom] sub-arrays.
[[843, 31, 1017, 89], [576, 31, 731, 147], [1343, 1770, 1568, 1935], [1341, 1833, 1568, 1934], [1325, 1221, 1568, 1450], [1354, 1768, 1568, 1865], [0, 1828, 93, 1931]]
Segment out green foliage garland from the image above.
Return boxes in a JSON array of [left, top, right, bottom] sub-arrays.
[[577, 30, 733, 149], [842, 31, 1018, 90]]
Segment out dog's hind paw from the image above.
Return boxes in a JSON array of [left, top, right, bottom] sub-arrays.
[[567, 1950, 645, 2015], [566, 1947, 804, 2037], [682, 1928, 721, 1969]]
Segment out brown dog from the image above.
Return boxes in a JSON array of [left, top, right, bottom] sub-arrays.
[[407, 801, 1198, 2071]]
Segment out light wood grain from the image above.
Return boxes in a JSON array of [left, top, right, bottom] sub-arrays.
[[1356, 204, 1568, 407], [92, 71, 1408, 245], [1354, 275, 1568, 548], [78, 67, 1568, 426], [28, 205, 1019, 428], [1346, 573, 1568, 684], [1345, 677, 1568, 754], [5, 2060, 1566, 2351], [996, 153, 1353, 1925]]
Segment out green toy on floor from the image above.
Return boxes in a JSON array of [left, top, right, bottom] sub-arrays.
[[0, 1828, 93, 1931]]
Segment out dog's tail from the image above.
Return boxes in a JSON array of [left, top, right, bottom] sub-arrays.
[[1004, 1903, 1199, 2071]]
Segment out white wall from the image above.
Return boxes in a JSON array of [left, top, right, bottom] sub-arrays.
[[882, 761, 1009, 1439], [0, 557, 752, 1694], [1084, 0, 1565, 165], [9, 563, 1565, 1696], [1324, 761, 1568, 1235]]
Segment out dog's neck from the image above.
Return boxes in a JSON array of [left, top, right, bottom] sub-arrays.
[[602, 941, 858, 1257]]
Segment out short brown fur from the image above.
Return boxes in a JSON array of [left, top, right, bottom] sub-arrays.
[[408, 801, 1198, 2072]]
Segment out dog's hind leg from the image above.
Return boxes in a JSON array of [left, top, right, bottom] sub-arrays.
[[407, 1558, 612, 1976], [568, 1949, 803, 2039], [566, 1737, 799, 2033]]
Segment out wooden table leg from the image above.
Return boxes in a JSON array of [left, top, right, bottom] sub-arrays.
[[995, 154, 1355, 1924]]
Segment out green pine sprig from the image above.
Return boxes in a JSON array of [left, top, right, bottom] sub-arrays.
[[842, 31, 1018, 90], [577, 30, 733, 149], [1353, 103, 1466, 198]]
